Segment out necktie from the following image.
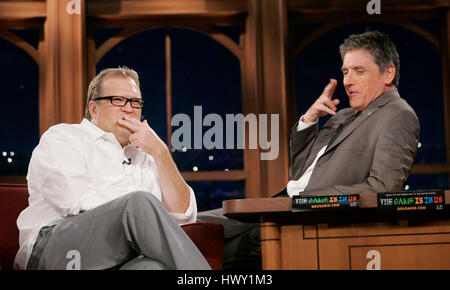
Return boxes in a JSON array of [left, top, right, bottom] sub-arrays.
[[327, 111, 361, 148]]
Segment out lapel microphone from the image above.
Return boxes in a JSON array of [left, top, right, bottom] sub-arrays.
[[122, 158, 131, 165]]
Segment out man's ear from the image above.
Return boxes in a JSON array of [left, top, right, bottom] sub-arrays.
[[384, 65, 396, 86], [89, 101, 98, 121]]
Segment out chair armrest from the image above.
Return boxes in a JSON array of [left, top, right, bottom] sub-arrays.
[[181, 222, 224, 270]]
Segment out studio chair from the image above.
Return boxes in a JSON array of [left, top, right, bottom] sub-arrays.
[[0, 183, 224, 270]]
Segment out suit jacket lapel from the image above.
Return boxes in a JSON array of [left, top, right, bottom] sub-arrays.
[[324, 88, 400, 154]]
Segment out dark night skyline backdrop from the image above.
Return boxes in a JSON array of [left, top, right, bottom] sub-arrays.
[[0, 19, 447, 210]]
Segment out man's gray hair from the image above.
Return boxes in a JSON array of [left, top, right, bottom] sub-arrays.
[[339, 31, 400, 87], [84, 66, 141, 120]]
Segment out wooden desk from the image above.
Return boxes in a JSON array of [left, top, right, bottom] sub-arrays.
[[223, 191, 450, 270]]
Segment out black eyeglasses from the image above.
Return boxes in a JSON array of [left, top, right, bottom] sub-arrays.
[[94, 96, 145, 108]]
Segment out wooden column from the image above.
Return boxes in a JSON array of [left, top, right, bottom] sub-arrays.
[[39, 0, 59, 135], [286, 15, 299, 136], [39, 0, 87, 134], [257, 0, 290, 196], [165, 27, 173, 148], [242, 0, 264, 198]]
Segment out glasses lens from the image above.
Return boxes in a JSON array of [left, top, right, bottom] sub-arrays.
[[131, 99, 144, 108], [111, 96, 127, 106]]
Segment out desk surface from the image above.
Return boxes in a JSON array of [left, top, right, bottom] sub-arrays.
[[223, 191, 450, 270], [223, 191, 450, 223]]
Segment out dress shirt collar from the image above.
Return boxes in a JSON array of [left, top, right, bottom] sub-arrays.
[[80, 118, 122, 146], [80, 118, 145, 158]]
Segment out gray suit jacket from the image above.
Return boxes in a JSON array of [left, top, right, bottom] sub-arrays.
[[290, 88, 420, 196]]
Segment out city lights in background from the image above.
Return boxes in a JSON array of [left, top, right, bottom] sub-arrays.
[[1, 151, 15, 164]]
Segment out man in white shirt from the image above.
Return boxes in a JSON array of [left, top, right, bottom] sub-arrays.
[[15, 67, 211, 270]]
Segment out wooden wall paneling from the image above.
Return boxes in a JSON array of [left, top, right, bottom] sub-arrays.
[[39, 0, 87, 134], [242, 0, 264, 198], [87, 0, 248, 18], [165, 27, 173, 149], [0, 1, 46, 20], [39, 0, 60, 135], [280, 224, 318, 269], [286, 14, 298, 149], [57, 0, 87, 125], [258, 0, 290, 196], [287, 0, 450, 13], [316, 220, 450, 270], [260, 218, 281, 270]]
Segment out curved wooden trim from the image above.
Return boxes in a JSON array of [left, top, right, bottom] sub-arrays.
[[189, 24, 242, 60], [0, 29, 39, 63], [391, 20, 440, 51], [95, 26, 142, 64], [295, 20, 346, 56], [295, 19, 441, 57], [95, 24, 242, 64]]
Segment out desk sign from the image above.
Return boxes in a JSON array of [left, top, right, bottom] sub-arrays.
[[377, 190, 445, 213], [292, 194, 360, 211]]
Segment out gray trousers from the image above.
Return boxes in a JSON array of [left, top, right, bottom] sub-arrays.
[[197, 208, 261, 270], [27, 191, 211, 270]]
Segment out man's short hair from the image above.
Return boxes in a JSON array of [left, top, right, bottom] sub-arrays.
[[339, 31, 400, 87], [84, 66, 141, 120]]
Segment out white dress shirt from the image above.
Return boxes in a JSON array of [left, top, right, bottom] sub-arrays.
[[14, 118, 197, 269], [286, 116, 327, 197]]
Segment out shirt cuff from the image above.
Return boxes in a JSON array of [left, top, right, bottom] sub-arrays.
[[169, 186, 197, 225], [296, 115, 318, 131], [77, 192, 107, 213]]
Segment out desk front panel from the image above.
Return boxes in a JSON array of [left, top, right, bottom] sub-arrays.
[[279, 220, 450, 270]]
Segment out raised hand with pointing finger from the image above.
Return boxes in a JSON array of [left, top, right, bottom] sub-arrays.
[[302, 79, 340, 123]]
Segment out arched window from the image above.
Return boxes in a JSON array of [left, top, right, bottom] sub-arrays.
[[95, 26, 244, 210], [96, 28, 168, 143], [0, 34, 39, 182]]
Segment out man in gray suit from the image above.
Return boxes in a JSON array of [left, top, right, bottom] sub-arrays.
[[198, 30, 420, 269], [285, 30, 420, 197]]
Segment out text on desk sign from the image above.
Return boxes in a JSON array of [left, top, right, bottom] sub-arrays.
[[377, 190, 445, 212], [292, 194, 359, 211]]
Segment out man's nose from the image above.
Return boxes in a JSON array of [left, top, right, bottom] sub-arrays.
[[343, 73, 355, 86]]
